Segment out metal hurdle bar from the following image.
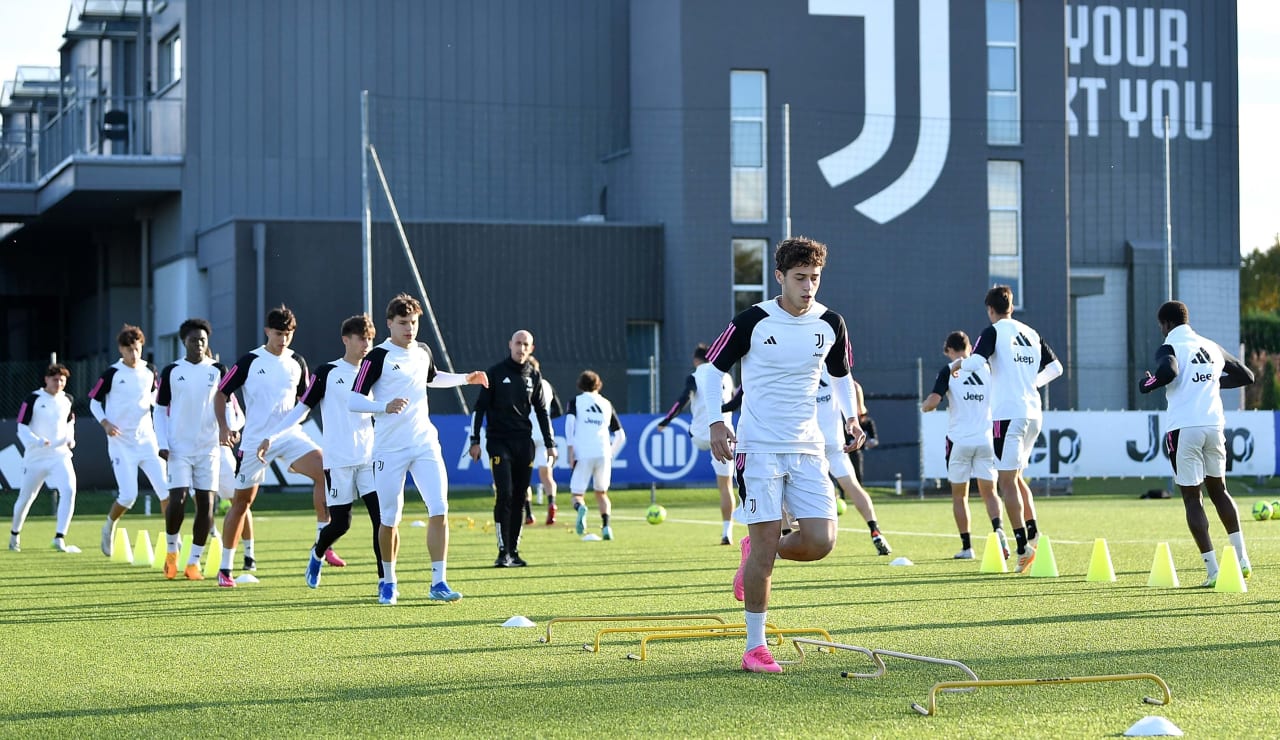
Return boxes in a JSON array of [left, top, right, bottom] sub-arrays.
[[589, 623, 780, 654], [911, 673, 1172, 716], [538, 615, 728, 644], [791, 639, 979, 689], [626, 626, 834, 662]]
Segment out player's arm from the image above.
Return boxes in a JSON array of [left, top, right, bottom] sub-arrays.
[[215, 354, 254, 445], [153, 364, 174, 457], [87, 368, 120, 436], [546, 382, 563, 419], [921, 367, 951, 412], [608, 409, 625, 458], [959, 326, 997, 373], [1035, 339, 1064, 387], [530, 372, 557, 460], [15, 394, 44, 449], [721, 386, 742, 413], [563, 398, 578, 467], [60, 402, 76, 449], [1138, 345, 1178, 394], [468, 374, 493, 461], [822, 312, 865, 450], [349, 349, 396, 413], [259, 367, 325, 460], [657, 374, 696, 428], [700, 312, 759, 460], [1219, 346, 1256, 390]]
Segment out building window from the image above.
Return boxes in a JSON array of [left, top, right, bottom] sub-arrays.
[[988, 160, 1022, 306], [625, 321, 660, 413], [732, 238, 768, 314], [986, 0, 1019, 145], [158, 31, 181, 89], [730, 70, 767, 223]]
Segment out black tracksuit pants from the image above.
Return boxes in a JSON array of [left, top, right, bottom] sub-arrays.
[[489, 436, 535, 555]]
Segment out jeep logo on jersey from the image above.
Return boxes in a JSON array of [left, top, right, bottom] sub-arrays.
[[638, 418, 699, 481], [809, 0, 951, 224]]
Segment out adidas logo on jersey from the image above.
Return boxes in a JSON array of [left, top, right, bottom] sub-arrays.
[[502, 377, 512, 384], [764, 336, 778, 345], [177, 376, 185, 381], [1014, 333, 1034, 347], [587, 403, 602, 414], [1190, 347, 1212, 364], [257, 368, 267, 375], [392, 364, 401, 370], [336, 378, 345, 384], [962, 374, 984, 386]]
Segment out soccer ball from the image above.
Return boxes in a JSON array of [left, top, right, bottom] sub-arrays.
[[1272, 500, 1280, 520], [217, 497, 232, 515], [835, 498, 847, 516], [1253, 501, 1274, 521], [646, 504, 667, 525]]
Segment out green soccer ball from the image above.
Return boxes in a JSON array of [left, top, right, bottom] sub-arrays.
[[218, 498, 232, 515], [646, 504, 667, 525], [1253, 501, 1274, 521], [1272, 500, 1280, 521], [835, 498, 847, 516]]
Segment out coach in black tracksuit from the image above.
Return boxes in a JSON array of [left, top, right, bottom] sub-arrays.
[[469, 329, 556, 568]]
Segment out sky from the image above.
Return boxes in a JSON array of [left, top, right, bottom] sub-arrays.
[[0, 0, 1276, 255]]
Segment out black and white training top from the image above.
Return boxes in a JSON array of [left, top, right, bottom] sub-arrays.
[[698, 298, 856, 455], [1139, 324, 1254, 431], [564, 392, 624, 460], [265, 358, 372, 469], [218, 346, 310, 449], [349, 340, 470, 454], [155, 358, 227, 456], [930, 361, 993, 446], [87, 360, 159, 443], [962, 317, 1062, 422], [17, 389, 75, 459]]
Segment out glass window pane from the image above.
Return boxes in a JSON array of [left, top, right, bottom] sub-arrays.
[[989, 211, 1019, 255], [987, 47, 1016, 91], [172, 36, 181, 82], [731, 122, 763, 167], [730, 71, 764, 117], [731, 169, 765, 222], [989, 257, 1021, 304], [734, 289, 763, 315], [733, 239, 766, 285], [626, 372, 652, 414], [626, 323, 656, 368], [987, 160, 1020, 209], [987, 94, 1020, 145], [986, 0, 1017, 44]]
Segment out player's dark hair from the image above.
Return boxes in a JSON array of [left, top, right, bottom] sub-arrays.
[[179, 318, 212, 341], [944, 331, 970, 352], [266, 304, 297, 332], [775, 236, 828, 274], [692, 343, 709, 362], [44, 363, 70, 379], [386, 293, 423, 319], [577, 369, 602, 392], [340, 313, 376, 338], [117, 323, 145, 347], [985, 285, 1014, 315], [1157, 300, 1189, 327]]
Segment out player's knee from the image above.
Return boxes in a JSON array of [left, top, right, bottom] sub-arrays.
[[116, 492, 138, 509]]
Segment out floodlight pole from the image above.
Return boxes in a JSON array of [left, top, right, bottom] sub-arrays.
[[360, 90, 373, 318], [783, 103, 792, 240]]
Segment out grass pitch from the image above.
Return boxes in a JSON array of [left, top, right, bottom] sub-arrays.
[[1, 486, 1277, 738]]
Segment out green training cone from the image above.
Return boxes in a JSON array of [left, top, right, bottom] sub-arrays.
[[1028, 535, 1059, 577], [1146, 542, 1179, 588], [1214, 545, 1247, 593], [979, 532, 1008, 573], [1085, 538, 1115, 582], [133, 529, 154, 566]]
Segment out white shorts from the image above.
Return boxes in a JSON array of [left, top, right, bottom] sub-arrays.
[[993, 418, 1040, 471], [694, 436, 733, 477], [217, 447, 237, 499], [734, 452, 834, 524], [1166, 425, 1225, 487], [946, 437, 997, 484], [107, 436, 168, 506], [235, 427, 320, 488], [325, 464, 376, 506], [825, 444, 855, 479], [374, 442, 449, 526], [21, 452, 76, 495], [533, 440, 550, 469], [166, 449, 220, 492], [570, 456, 612, 493]]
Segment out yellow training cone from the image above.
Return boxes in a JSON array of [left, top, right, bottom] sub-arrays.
[[979, 532, 1008, 573], [111, 527, 134, 565], [179, 536, 193, 572], [152, 531, 165, 569], [1085, 538, 1116, 582], [1147, 542, 1179, 588], [133, 530, 154, 566], [1028, 535, 1059, 577], [1214, 545, 1248, 593], [203, 537, 223, 578]]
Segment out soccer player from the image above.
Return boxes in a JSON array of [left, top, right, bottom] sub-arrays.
[[817, 370, 890, 556], [469, 330, 556, 567], [1138, 300, 1255, 587], [258, 313, 384, 590], [526, 356, 562, 525], [954, 285, 1062, 573], [10, 364, 79, 553], [89, 324, 169, 557], [658, 343, 738, 545], [214, 305, 334, 587], [922, 331, 1006, 560], [564, 370, 625, 540], [698, 236, 864, 674], [351, 293, 487, 605], [154, 319, 224, 578]]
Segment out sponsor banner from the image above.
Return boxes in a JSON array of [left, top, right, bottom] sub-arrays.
[[921, 411, 1279, 479]]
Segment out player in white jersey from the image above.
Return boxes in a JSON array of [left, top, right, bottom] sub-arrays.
[[815, 370, 891, 556], [89, 324, 169, 557], [658, 343, 738, 545], [957, 285, 1062, 573], [923, 331, 1006, 560], [1139, 301, 1255, 586], [526, 356, 562, 525], [154, 319, 226, 579], [564, 370, 625, 540], [10, 364, 79, 553], [213, 305, 333, 587], [699, 237, 865, 674], [349, 294, 487, 605], [258, 314, 384, 590]]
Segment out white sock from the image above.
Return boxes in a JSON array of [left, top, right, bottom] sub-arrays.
[[1228, 531, 1250, 564], [1201, 550, 1219, 576], [315, 522, 325, 542], [383, 561, 397, 583], [220, 545, 235, 571], [745, 610, 768, 651], [188, 544, 204, 566], [244, 539, 255, 559], [166, 533, 180, 552], [722, 521, 732, 538], [432, 560, 446, 585]]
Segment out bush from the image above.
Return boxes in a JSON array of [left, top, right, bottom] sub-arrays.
[[1242, 311, 1280, 354]]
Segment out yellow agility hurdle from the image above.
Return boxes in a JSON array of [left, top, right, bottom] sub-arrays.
[[626, 626, 833, 662], [911, 672, 1172, 716], [588, 623, 780, 654], [538, 614, 728, 644]]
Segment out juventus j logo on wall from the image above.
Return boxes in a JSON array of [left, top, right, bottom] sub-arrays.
[[809, 0, 951, 224]]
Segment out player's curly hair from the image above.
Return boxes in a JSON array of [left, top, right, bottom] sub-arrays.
[[266, 304, 297, 332], [945, 331, 970, 352], [1157, 301, 1189, 327], [774, 236, 828, 274], [386, 293, 423, 319], [577, 369, 602, 392], [44, 363, 70, 379], [117, 323, 145, 347], [179, 318, 212, 341]]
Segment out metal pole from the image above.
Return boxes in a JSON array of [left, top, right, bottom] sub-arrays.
[[1163, 113, 1173, 301], [782, 103, 792, 240], [917, 356, 925, 498], [360, 90, 373, 318], [649, 355, 658, 413]]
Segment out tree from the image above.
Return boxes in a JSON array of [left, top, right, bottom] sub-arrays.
[[1241, 235, 1280, 314], [1262, 360, 1280, 411]]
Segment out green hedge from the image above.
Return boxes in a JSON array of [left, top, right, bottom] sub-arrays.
[[1242, 311, 1280, 353]]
